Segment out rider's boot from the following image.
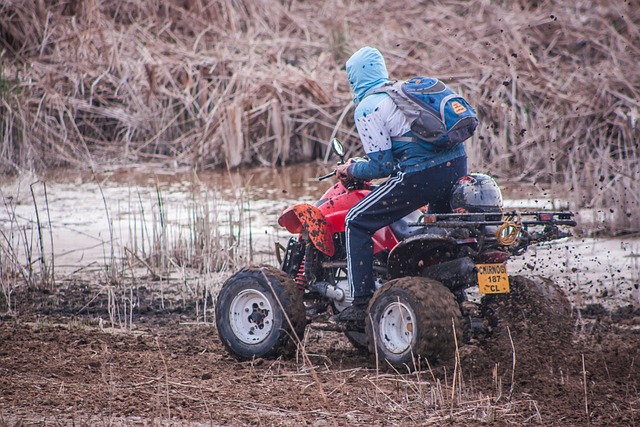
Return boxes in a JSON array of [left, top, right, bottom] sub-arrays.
[[334, 300, 368, 323]]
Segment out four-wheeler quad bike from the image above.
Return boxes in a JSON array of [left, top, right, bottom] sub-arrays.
[[215, 139, 576, 369]]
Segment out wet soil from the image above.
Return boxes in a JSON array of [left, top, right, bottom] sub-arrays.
[[1, 276, 640, 427]]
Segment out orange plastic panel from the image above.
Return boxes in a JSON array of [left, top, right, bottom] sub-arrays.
[[278, 203, 335, 256]]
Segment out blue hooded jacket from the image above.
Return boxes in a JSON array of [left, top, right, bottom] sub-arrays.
[[345, 47, 466, 180]]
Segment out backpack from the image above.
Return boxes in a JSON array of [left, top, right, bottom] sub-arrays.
[[368, 76, 478, 150]]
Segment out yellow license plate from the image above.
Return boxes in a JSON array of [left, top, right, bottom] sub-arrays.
[[477, 263, 510, 294]]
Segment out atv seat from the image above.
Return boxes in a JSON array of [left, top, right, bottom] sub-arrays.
[[389, 210, 422, 239], [389, 210, 451, 240]]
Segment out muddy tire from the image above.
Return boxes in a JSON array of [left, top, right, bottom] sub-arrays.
[[215, 266, 306, 360], [366, 277, 462, 370], [344, 330, 369, 352], [481, 275, 572, 336]]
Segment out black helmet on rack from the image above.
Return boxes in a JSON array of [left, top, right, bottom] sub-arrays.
[[450, 173, 503, 213]]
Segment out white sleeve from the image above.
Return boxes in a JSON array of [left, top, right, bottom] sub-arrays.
[[354, 96, 411, 154]]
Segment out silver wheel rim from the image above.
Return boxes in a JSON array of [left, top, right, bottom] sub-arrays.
[[379, 301, 415, 354], [229, 289, 274, 344]]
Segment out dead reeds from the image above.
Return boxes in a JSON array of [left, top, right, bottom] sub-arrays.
[[1, 0, 638, 233], [0, 180, 54, 304]]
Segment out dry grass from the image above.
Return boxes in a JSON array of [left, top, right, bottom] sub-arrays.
[[0, 0, 638, 233], [0, 181, 54, 302], [0, 172, 252, 320]]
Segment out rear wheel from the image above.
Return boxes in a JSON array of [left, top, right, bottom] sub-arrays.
[[215, 266, 306, 360], [344, 330, 369, 352], [366, 277, 462, 370], [481, 275, 572, 334]]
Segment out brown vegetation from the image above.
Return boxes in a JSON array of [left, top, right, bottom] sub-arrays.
[[0, 0, 638, 231]]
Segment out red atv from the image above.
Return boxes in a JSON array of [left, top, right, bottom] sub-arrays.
[[215, 139, 576, 368]]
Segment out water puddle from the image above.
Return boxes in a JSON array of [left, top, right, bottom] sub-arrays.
[[0, 164, 329, 272]]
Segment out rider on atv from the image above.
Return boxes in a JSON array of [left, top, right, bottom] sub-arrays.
[[334, 46, 469, 324]]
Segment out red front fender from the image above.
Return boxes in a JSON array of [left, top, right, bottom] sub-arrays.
[[278, 203, 335, 256]]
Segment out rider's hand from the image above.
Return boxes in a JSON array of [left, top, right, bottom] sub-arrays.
[[336, 164, 353, 184]]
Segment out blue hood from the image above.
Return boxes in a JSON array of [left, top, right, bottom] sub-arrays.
[[346, 46, 389, 104]]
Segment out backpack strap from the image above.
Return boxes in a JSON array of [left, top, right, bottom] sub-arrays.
[[390, 136, 416, 143], [358, 81, 399, 105], [390, 131, 417, 143]]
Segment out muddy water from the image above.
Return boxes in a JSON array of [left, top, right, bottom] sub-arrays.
[[1, 165, 638, 311], [0, 164, 330, 271]]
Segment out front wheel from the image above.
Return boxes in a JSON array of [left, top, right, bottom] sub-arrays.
[[215, 266, 306, 360], [366, 277, 462, 370]]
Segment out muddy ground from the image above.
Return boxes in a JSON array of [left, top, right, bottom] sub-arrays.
[[1, 274, 640, 427]]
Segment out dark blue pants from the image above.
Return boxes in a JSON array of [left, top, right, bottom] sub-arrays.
[[345, 156, 467, 304]]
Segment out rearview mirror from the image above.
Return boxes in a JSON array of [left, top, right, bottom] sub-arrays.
[[331, 138, 345, 161]]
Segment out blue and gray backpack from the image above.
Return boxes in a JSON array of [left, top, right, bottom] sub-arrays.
[[369, 77, 478, 150]]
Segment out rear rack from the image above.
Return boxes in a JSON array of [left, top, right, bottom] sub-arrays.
[[407, 210, 576, 229]]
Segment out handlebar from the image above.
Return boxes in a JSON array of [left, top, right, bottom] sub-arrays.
[[318, 170, 337, 181]]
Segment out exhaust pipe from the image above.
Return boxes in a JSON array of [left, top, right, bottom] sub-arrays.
[[422, 257, 477, 292], [309, 281, 345, 302]]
